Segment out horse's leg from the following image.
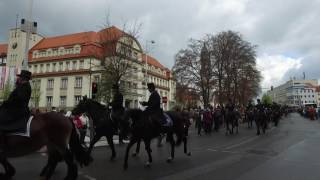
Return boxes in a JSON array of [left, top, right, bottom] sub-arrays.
[[166, 133, 175, 163], [124, 137, 138, 170], [106, 135, 116, 161], [87, 133, 102, 155], [40, 154, 59, 179], [0, 156, 15, 179], [144, 139, 153, 167], [132, 139, 141, 157], [63, 148, 78, 180], [183, 136, 192, 156], [157, 135, 163, 147]]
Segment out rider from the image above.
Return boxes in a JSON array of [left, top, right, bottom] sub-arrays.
[[0, 70, 32, 152], [110, 83, 124, 120], [225, 98, 235, 113], [246, 100, 254, 112], [110, 83, 126, 143], [255, 99, 265, 112], [140, 83, 166, 126]]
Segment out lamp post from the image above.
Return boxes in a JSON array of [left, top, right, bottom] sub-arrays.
[[144, 40, 155, 100]]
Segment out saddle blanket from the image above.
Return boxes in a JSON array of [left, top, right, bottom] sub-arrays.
[[9, 116, 34, 137], [163, 113, 173, 127]]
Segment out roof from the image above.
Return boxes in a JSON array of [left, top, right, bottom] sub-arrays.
[[30, 31, 99, 50], [142, 54, 166, 70], [0, 44, 8, 55]]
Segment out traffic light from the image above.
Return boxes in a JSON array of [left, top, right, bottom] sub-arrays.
[[92, 82, 98, 99]]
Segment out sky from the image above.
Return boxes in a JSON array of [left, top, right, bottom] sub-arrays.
[[1, 0, 320, 91]]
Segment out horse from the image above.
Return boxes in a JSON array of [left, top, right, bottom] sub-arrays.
[[225, 109, 239, 135], [72, 97, 121, 161], [254, 109, 268, 135], [122, 109, 191, 169], [245, 109, 255, 128], [0, 112, 91, 180]]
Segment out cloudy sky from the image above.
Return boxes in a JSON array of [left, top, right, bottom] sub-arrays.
[[1, 0, 320, 90]]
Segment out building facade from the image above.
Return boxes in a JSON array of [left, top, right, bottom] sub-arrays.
[[267, 79, 318, 106], [0, 22, 176, 110]]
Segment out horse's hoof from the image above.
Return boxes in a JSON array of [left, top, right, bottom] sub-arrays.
[[187, 152, 192, 156], [166, 157, 173, 163], [123, 164, 128, 170]]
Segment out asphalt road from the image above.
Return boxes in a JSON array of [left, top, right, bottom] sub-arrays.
[[5, 113, 320, 180]]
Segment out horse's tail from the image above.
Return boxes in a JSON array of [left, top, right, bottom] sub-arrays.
[[69, 119, 92, 167]]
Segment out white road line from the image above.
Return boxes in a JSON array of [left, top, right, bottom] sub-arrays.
[[224, 126, 277, 150], [79, 171, 96, 180]]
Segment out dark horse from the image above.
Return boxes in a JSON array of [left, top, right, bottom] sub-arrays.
[[245, 109, 255, 128], [122, 109, 191, 169], [225, 109, 239, 135], [254, 109, 267, 135], [0, 112, 91, 180], [72, 98, 119, 160]]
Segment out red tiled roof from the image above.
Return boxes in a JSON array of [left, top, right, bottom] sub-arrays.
[[142, 54, 166, 70], [0, 44, 8, 55], [29, 26, 126, 61]]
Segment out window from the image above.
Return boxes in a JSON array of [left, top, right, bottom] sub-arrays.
[[40, 64, 43, 73], [66, 62, 70, 71], [60, 96, 67, 107], [46, 64, 50, 72], [46, 96, 53, 107], [79, 60, 84, 69], [59, 63, 63, 71], [75, 77, 82, 88], [34, 65, 38, 73], [74, 96, 82, 105], [47, 79, 54, 89], [72, 61, 77, 70], [61, 78, 68, 89], [52, 63, 56, 72]]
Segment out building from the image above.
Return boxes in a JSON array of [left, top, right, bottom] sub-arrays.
[[267, 79, 318, 106], [0, 21, 176, 110]]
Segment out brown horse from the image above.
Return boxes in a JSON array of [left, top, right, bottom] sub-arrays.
[[0, 112, 91, 180]]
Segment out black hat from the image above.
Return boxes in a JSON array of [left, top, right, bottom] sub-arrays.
[[17, 70, 32, 80], [147, 83, 155, 90], [112, 84, 119, 89]]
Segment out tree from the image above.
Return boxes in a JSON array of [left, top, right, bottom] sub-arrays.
[[173, 39, 215, 109], [173, 30, 261, 107], [0, 80, 12, 101], [93, 16, 143, 103], [31, 80, 41, 108], [262, 94, 272, 106]]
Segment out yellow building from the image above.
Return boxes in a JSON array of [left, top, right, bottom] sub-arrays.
[[0, 23, 176, 110]]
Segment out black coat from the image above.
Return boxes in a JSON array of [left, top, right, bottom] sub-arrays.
[[141, 91, 161, 114], [111, 91, 124, 110], [0, 81, 31, 132]]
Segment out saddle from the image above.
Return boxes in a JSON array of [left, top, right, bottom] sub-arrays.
[[162, 113, 173, 127], [8, 116, 34, 137]]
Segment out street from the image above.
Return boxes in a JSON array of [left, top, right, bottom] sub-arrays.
[[6, 113, 320, 180]]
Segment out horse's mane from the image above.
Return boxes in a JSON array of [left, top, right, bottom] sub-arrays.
[[87, 99, 108, 111]]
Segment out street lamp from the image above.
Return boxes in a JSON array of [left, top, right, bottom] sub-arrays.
[[144, 40, 155, 100]]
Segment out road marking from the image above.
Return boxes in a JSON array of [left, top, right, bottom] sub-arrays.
[[79, 171, 97, 180], [157, 154, 242, 180]]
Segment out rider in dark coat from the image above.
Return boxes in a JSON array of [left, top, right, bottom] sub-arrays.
[[255, 99, 265, 112], [110, 84, 124, 117], [140, 83, 166, 126], [0, 70, 32, 133]]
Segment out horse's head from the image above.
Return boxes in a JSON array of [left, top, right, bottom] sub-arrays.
[[72, 97, 90, 116]]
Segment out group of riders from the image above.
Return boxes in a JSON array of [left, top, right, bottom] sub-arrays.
[[0, 70, 170, 153], [193, 98, 289, 136], [0, 70, 290, 179]]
